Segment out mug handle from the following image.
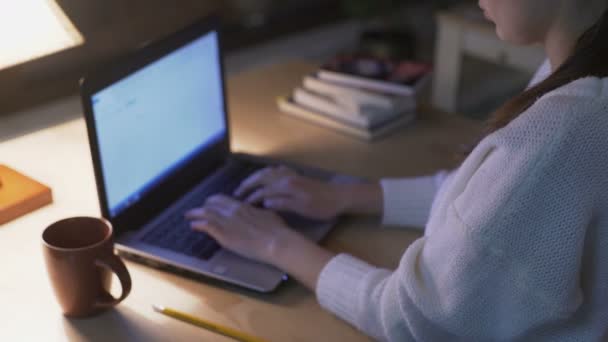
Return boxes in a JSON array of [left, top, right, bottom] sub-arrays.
[[94, 253, 132, 309]]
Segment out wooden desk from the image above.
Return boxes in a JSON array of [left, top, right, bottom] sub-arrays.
[[0, 62, 482, 341]]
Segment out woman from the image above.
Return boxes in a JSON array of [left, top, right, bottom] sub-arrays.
[[186, 0, 608, 340]]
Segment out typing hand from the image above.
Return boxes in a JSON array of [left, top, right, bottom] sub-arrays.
[[233, 166, 346, 220], [185, 194, 297, 264]]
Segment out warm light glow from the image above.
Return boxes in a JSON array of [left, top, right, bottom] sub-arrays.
[[0, 0, 84, 70]]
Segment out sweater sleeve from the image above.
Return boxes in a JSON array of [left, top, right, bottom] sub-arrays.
[[380, 170, 452, 228], [317, 91, 598, 341]]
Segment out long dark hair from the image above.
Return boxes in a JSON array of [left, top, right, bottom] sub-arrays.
[[459, 8, 608, 159]]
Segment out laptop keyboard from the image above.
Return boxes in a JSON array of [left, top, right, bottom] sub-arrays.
[[141, 162, 261, 260], [141, 161, 329, 260]]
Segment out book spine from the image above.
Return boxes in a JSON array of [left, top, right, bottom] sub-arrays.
[[318, 70, 415, 97], [278, 98, 372, 140], [303, 76, 395, 109], [293, 88, 371, 128], [278, 97, 417, 142]]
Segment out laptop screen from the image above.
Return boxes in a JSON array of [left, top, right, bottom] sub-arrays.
[[91, 31, 225, 218]]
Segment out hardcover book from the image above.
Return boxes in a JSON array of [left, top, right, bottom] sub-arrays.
[[0, 165, 53, 225], [278, 97, 415, 141], [318, 55, 432, 96], [302, 74, 416, 113], [292, 87, 399, 129]]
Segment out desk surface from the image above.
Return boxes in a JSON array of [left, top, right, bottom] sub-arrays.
[[0, 62, 482, 341]]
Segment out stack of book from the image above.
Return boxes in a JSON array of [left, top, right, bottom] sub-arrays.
[[278, 55, 432, 141]]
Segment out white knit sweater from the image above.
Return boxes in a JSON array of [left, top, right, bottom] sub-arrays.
[[316, 62, 608, 341]]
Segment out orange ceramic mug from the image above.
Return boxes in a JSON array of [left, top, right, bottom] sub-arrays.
[[42, 217, 132, 317]]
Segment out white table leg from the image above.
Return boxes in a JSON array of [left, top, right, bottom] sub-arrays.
[[432, 17, 463, 113]]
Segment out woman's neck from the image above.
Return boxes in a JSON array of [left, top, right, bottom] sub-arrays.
[[544, 31, 577, 72], [544, 1, 606, 71]]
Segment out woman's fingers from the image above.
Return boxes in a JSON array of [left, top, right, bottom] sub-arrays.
[[188, 195, 257, 224], [189, 208, 227, 239], [186, 206, 224, 224], [263, 197, 303, 213], [244, 180, 299, 204], [184, 192, 294, 263], [245, 187, 272, 204], [233, 166, 296, 198], [190, 219, 216, 234], [233, 167, 274, 198]]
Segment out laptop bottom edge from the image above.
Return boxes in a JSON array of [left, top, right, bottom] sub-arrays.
[[114, 239, 287, 293]]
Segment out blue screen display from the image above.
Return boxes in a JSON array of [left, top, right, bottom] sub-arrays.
[[91, 31, 225, 217]]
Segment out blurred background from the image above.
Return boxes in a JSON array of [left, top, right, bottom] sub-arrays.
[[0, 0, 541, 118]]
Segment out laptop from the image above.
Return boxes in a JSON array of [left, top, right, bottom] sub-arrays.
[[80, 17, 342, 292]]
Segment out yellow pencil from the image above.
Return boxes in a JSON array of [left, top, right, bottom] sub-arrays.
[[153, 305, 268, 342]]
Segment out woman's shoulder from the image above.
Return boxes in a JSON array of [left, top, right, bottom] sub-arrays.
[[549, 76, 608, 100], [537, 76, 608, 132], [481, 76, 608, 168], [501, 76, 608, 137], [493, 76, 608, 170]]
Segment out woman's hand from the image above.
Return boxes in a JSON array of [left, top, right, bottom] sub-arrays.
[[234, 165, 384, 219], [185, 194, 297, 264], [233, 166, 347, 220], [185, 194, 336, 290]]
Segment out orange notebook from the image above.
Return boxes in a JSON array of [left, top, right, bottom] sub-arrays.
[[0, 165, 53, 225]]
